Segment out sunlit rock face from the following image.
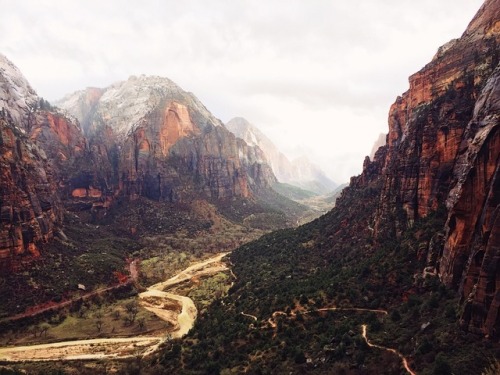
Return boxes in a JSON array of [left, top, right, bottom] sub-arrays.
[[358, 0, 500, 336], [57, 75, 275, 202]]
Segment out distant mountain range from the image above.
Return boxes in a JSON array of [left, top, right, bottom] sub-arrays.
[[226, 117, 338, 195]]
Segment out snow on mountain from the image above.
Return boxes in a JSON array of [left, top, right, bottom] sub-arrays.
[[56, 75, 222, 137], [0, 54, 39, 127]]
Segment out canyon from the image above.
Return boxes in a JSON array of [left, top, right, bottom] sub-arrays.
[[226, 117, 338, 195], [0, 0, 499, 373]]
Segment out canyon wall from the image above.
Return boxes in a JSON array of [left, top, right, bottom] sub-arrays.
[[0, 115, 62, 271], [363, 0, 499, 336]]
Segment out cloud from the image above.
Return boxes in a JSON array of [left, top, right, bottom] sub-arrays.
[[0, 0, 484, 183]]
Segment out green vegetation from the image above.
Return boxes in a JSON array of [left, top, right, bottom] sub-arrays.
[[137, 184, 498, 374], [2, 171, 498, 374], [185, 272, 231, 312], [0, 295, 169, 347], [0, 214, 141, 318], [271, 182, 318, 201]]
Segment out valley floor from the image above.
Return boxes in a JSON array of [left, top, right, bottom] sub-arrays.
[[0, 252, 230, 362]]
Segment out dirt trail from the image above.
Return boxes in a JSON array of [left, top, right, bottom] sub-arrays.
[[0, 253, 229, 362], [0, 260, 140, 325], [263, 306, 415, 373], [362, 324, 416, 375], [265, 306, 388, 330], [240, 312, 257, 321]]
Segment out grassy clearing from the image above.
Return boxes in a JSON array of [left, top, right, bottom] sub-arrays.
[[1, 298, 170, 346]]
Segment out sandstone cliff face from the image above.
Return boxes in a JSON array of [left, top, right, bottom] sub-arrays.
[[441, 66, 499, 337], [0, 54, 91, 271], [0, 116, 62, 271], [58, 76, 276, 202], [361, 0, 500, 336]]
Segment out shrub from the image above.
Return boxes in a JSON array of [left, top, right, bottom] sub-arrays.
[[433, 352, 452, 375]]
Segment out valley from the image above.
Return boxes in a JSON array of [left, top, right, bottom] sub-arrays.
[[0, 250, 418, 375], [0, 1, 499, 374], [0, 252, 231, 362]]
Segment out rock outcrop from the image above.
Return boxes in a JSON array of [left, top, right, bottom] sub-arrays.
[[226, 117, 337, 194], [357, 0, 500, 337], [57, 76, 276, 202]]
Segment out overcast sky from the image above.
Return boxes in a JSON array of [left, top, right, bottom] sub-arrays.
[[0, 0, 484, 183]]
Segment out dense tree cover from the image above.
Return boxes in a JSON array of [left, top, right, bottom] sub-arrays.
[[4, 174, 499, 374], [145, 183, 499, 374]]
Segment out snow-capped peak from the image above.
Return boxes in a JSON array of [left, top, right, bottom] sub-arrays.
[[0, 54, 39, 126], [56, 74, 222, 137]]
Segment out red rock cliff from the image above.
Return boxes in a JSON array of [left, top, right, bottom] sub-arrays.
[[0, 115, 62, 271], [363, 0, 500, 336]]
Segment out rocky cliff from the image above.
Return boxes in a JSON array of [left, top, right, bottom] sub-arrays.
[[57, 77, 276, 202], [0, 54, 88, 271], [226, 117, 337, 194], [360, 0, 500, 337], [0, 115, 63, 272]]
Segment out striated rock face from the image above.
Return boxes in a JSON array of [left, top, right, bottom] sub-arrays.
[[226, 117, 337, 194], [0, 116, 62, 271], [57, 76, 276, 202], [0, 54, 89, 271], [440, 65, 499, 336], [358, 0, 500, 337]]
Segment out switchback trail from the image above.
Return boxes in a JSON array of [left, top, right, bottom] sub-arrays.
[[264, 306, 415, 374], [0, 252, 229, 362], [265, 306, 388, 329]]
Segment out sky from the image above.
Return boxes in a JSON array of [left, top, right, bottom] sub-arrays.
[[0, 0, 484, 183]]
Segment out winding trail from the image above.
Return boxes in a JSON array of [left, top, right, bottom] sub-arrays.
[[240, 312, 258, 321], [0, 253, 229, 362], [316, 307, 388, 315], [264, 306, 388, 330], [262, 307, 415, 374], [1, 254, 416, 373], [362, 324, 416, 375]]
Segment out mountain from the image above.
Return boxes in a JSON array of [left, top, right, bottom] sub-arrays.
[[0, 56, 309, 316], [373, 0, 499, 338], [0, 1, 498, 372], [348, 0, 500, 338], [153, 1, 500, 373], [226, 117, 338, 195], [56, 77, 277, 203]]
